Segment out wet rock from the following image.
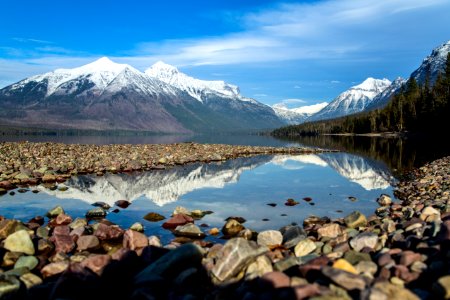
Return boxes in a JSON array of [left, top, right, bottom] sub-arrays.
[[162, 214, 194, 229], [115, 200, 131, 208], [209, 228, 220, 235], [237, 228, 254, 240], [317, 223, 343, 239], [143, 212, 165, 222], [221, 219, 245, 237], [130, 222, 144, 232], [344, 211, 367, 229], [257, 230, 283, 247], [350, 232, 378, 252], [77, 235, 100, 251], [267, 203, 277, 207], [46, 205, 64, 218], [245, 255, 273, 280], [261, 271, 290, 288], [211, 238, 267, 282], [80, 254, 111, 275], [377, 194, 392, 206], [294, 239, 317, 257], [14, 255, 38, 270], [225, 216, 247, 223], [94, 223, 124, 240], [173, 206, 190, 216], [303, 215, 330, 227], [135, 243, 203, 285], [19, 272, 43, 289], [92, 201, 111, 210], [123, 229, 149, 250], [322, 266, 366, 290], [3, 230, 35, 255], [281, 225, 307, 249], [85, 208, 107, 218], [174, 224, 206, 239], [68, 217, 87, 230], [369, 282, 420, 300], [55, 213, 72, 225], [285, 198, 299, 206]]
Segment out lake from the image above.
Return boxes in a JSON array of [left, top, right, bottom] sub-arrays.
[[1, 134, 448, 243]]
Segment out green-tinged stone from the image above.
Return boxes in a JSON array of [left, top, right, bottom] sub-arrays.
[[46, 206, 64, 218], [3, 230, 35, 255], [0, 274, 21, 298], [20, 273, 43, 289], [344, 211, 367, 229], [14, 256, 38, 271]]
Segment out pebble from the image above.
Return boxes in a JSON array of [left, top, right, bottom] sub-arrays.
[[294, 239, 317, 257], [221, 219, 245, 237]]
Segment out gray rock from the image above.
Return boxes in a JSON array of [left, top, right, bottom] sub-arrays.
[[257, 230, 283, 247], [174, 223, 206, 239], [322, 266, 366, 290], [211, 238, 267, 282], [350, 232, 378, 251], [281, 225, 307, 249]]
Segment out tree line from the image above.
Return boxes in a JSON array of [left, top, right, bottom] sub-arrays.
[[272, 53, 450, 137]]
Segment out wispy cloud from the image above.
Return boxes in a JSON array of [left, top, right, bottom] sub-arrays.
[[272, 98, 307, 109], [253, 93, 268, 97], [12, 37, 53, 44]]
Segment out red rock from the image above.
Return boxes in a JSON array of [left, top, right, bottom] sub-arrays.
[[399, 251, 421, 266], [123, 229, 148, 250], [80, 254, 111, 275], [51, 234, 75, 254], [0, 180, 15, 190], [261, 271, 290, 288], [162, 214, 194, 229], [56, 214, 72, 226], [115, 200, 131, 208], [111, 248, 131, 261], [94, 223, 124, 240], [70, 226, 85, 239], [294, 284, 321, 299], [53, 225, 70, 236], [299, 256, 330, 278], [377, 253, 394, 267], [394, 265, 420, 283], [77, 235, 100, 251]]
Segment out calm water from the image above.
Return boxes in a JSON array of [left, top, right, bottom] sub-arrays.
[[0, 152, 395, 243]]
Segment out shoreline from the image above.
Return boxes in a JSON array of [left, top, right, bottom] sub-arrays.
[[0, 152, 448, 298], [0, 141, 334, 192]]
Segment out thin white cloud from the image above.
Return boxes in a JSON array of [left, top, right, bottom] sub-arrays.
[[253, 93, 268, 97], [12, 37, 53, 44], [293, 85, 301, 89]]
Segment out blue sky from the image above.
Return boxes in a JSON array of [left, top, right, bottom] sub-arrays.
[[1, 0, 449, 107]]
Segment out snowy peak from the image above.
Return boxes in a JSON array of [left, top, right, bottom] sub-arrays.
[[411, 40, 450, 84], [272, 102, 328, 125], [308, 78, 391, 121], [145, 61, 241, 102]]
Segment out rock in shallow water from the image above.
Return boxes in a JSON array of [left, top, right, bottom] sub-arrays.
[[174, 224, 206, 239], [221, 219, 245, 237]]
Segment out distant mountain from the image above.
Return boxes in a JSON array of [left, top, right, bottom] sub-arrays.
[[0, 58, 284, 133], [272, 102, 328, 125], [365, 77, 406, 111], [412, 40, 450, 85], [308, 78, 391, 121]]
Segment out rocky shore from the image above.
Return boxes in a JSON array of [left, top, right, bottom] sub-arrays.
[[0, 141, 327, 193], [0, 151, 449, 299]]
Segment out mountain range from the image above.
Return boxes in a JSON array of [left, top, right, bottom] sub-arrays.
[[0, 40, 448, 132]]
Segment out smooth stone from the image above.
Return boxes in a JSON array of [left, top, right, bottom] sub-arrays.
[[281, 225, 307, 249], [4, 267, 29, 277], [350, 232, 378, 251], [36, 226, 49, 239], [173, 206, 190, 216], [19, 272, 43, 289], [85, 207, 106, 218], [257, 230, 283, 247], [273, 256, 299, 272], [355, 260, 378, 275], [123, 229, 149, 250], [0, 219, 18, 239], [162, 214, 194, 229], [211, 238, 267, 282], [130, 222, 144, 232], [55, 213, 72, 225], [370, 282, 420, 300], [317, 223, 343, 239], [37, 239, 54, 255], [92, 201, 111, 209], [433, 275, 450, 299], [420, 206, 440, 221], [68, 218, 87, 230], [245, 255, 273, 280], [80, 254, 111, 276], [115, 200, 131, 208], [410, 261, 427, 273], [94, 223, 124, 240], [148, 235, 162, 247], [294, 239, 317, 257], [0, 274, 21, 298], [41, 261, 69, 278], [51, 234, 75, 253], [190, 209, 206, 218], [209, 228, 220, 235], [46, 206, 64, 218], [14, 255, 38, 270], [221, 219, 245, 237], [261, 271, 290, 288], [76, 235, 100, 251], [135, 243, 203, 285], [377, 194, 392, 206], [343, 250, 371, 265], [143, 212, 165, 222], [2, 252, 22, 267], [332, 259, 357, 274], [344, 211, 367, 229], [174, 223, 206, 239], [237, 228, 253, 240], [399, 251, 422, 267], [3, 230, 35, 255], [322, 266, 366, 290]]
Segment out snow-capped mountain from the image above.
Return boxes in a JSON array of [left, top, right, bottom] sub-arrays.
[[365, 77, 406, 111], [146, 61, 251, 103], [411, 40, 450, 85], [308, 78, 391, 121], [38, 156, 272, 206], [0, 58, 284, 132], [272, 102, 328, 124]]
